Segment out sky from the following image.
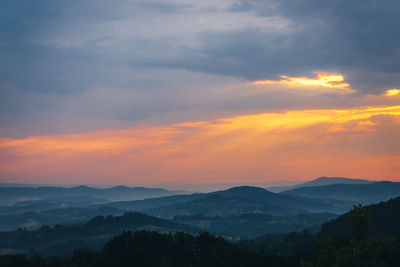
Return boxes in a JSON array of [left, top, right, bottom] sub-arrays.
[[1, 0, 400, 185]]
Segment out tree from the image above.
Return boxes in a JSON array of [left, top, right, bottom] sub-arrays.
[[348, 204, 372, 240]]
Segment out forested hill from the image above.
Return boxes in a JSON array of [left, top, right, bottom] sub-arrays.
[[0, 212, 200, 257], [320, 196, 400, 238], [145, 186, 351, 218]]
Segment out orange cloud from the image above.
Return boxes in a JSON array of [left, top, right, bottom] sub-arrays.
[[385, 89, 400, 96], [252, 73, 355, 94], [1, 105, 400, 184]]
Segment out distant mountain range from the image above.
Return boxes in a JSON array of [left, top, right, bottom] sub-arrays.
[[0, 185, 187, 206], [103, 186, 353, 218], [0, 186, 344, 236], [267, 176, 375, 193], [281, 181, 400, 204], [1, 177, 399, 237]]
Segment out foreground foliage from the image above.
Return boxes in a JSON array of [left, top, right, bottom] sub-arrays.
[[0, 231, 289, 267], [1, 230, 400, 267]]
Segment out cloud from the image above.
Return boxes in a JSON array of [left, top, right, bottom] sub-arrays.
[[186, 0, 400, 92], [252, 73, 354, 94], [1, 0, 400, 138], [384, 89, 400, 96], [1, 105, 400, 184], [253, 74, 349, 88]]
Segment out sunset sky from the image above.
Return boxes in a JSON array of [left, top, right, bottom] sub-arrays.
[[1, 0, 400, 185]]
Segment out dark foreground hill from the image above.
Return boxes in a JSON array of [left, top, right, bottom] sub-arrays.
[[282, 181, 400, 204], [0, 212, 199, 257], [0, 231, 292, 267], [320, 196, 400, 238], [3, 228, 400, 267]]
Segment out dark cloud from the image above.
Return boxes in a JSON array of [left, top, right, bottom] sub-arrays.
[[119, 0, 400, 93], [1, 0, 399, 136], [226, 0, 400, 91]]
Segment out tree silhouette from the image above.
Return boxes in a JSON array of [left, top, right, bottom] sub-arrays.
[[348, 204, 372, 240]]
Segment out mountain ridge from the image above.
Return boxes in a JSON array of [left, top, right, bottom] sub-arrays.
[[268, 176, 375, 193], [281, 181, 400, 204], [140, 186, 352, 218], [0, 185, 187, 206]]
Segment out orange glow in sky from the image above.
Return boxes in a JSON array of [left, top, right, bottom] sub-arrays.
[[385, 89, 400, 96], [253, 73, 350, 89], [1, 105, 400, 184]]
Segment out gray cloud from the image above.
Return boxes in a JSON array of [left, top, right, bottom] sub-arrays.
[[1, 0, 399, 136], [228, 0, 400, 90]]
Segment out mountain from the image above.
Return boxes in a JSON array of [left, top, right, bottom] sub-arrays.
[[268, 177, 375, 193], [0, 186, 351, 232], [100, 193, 206, 211], [0, 185, 352, 234], [0, 185, 186, 206], [144, 186, 352, 218], [281, 181, 400, 204], [152, 181, 303, 193], [320, 195, 400, 238], [0, 186, 345, 235], [0, 206, 124, 231], [174, 212, 338, 238], [0, 212, 200, 257], [0, 196, 111, 216]]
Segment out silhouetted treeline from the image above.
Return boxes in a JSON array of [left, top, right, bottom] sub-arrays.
[[0, 231, 290, 267], [2, 229, 400, 267], [321, 197, 400, 238]]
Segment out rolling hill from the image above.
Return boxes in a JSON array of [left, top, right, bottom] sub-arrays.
[[281, 181, 400, 204], [0, 186, 350, 233], [267, 177, 375, 193], [100, 193, 206, 212], [0, 212, 200, 257], [0, 206, 124, 231], [143, 186, 352, 218], [0, 196, 112, 216], [174, 212, 338, 238]]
